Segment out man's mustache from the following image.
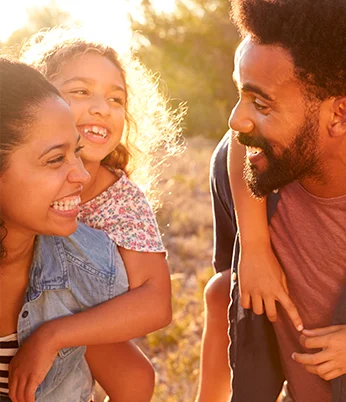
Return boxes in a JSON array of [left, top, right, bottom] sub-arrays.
[[235, 132, 272, 155]]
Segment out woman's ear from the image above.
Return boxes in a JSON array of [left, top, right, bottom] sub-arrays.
[[329, 97, 346, 137]]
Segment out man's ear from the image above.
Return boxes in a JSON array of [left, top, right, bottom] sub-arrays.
[[329, 97, 346, 137]]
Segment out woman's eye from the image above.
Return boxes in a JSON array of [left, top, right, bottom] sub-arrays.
[[70, 89, 88, 95], [47, 156, 64, 165]]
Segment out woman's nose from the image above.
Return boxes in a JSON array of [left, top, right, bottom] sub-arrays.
[[68, 157, 90, 186]]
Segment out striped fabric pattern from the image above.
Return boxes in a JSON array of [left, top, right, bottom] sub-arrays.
[[0, 333, 18, 396]]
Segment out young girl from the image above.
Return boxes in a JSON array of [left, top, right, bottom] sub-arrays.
[[195, 131, 303, 402], [10, 28, 184, 401]]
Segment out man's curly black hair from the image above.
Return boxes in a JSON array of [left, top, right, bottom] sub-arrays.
[[230, 0, 346, 101]]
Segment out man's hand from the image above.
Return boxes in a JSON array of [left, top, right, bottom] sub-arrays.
[[292, 325, 346, 380], [9, 324, 59, 402], [239, 246, 303, 331]]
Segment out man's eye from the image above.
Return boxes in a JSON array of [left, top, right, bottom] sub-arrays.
[[253, 100, 268, 111], [47, 156, 64, 165]]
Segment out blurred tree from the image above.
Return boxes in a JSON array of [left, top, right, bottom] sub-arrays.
[[131, 0, 240, 138], [1, 2, 70, 56]]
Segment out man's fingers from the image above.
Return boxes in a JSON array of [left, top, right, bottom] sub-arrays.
[[320, 369, 343, 381], [301, 361, 337, 380], [278, 292, 303, 331], [263, 298, 277, 322], [292, 350, 328, 366], [299, 333, 331, 350], [302, 326, 342, 337]]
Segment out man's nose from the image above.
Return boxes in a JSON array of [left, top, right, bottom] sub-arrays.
[[228, 101, 254, 134]]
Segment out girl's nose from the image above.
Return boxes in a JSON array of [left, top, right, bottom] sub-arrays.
[[89, 96, 111, 117]]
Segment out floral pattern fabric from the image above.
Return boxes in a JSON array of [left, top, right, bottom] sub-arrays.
[[78, 169, 165, 253]]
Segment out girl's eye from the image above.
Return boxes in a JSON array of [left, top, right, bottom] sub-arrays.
[[109, 97, 124, 105], [47, 155, 64, 165], [75, 145, 85, 155]]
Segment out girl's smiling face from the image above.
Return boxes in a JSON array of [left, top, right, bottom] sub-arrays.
[[51, 52, 126, 166], [0, 97, 90, 238]]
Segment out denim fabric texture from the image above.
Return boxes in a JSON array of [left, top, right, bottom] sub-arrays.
[[13, 222, 128, 402]]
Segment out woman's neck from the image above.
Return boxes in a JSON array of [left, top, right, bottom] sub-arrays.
[[1, 229, 35, 274]]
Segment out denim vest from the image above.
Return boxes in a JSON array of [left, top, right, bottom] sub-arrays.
[[4, 222, 129, 402], [210, 131, 346, 402]]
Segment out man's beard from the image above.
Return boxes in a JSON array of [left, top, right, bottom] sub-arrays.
[[236, 111, 324, 198]]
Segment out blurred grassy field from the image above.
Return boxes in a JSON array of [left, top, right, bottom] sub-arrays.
[[138, 136, 218, 402]]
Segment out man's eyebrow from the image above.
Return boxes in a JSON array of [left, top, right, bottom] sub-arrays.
[[62, 76, 125, 92], [241, 83, 275, 102]]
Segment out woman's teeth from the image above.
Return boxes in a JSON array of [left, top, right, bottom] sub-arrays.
[[50, 196, 81, 211], [83, 126, 108, 138]]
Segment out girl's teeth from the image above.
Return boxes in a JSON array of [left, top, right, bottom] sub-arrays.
[[83, 127, 107, 138]]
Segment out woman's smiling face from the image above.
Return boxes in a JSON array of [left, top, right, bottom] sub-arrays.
[[0, 96, 90, 238]]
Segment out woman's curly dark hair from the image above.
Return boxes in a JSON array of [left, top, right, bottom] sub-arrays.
[[0, 57, 61, 259], [230, 0, 346, 100]]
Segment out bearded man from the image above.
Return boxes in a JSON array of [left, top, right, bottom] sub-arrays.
[[206, 1, 346, 401]]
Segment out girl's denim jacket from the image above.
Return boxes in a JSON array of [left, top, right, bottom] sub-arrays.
[[13, 222, 128, 402]]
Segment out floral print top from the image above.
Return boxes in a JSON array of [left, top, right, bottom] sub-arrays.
[[78, 169, 165, 253]]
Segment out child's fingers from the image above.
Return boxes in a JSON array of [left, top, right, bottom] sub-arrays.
[[251, 295, 264, 315], [278, 292, 303, 331], [263, 298, 277, 322], [240, 292, 251, 309]]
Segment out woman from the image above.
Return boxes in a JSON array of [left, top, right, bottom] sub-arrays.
[[0, 57, 171, 402]]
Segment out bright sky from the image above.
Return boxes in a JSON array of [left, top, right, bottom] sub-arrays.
[[0, 0, 176, 50]]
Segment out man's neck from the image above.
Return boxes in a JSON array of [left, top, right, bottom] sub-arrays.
[[301, 161, 346, 198]]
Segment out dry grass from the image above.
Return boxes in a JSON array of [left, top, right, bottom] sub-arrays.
[[95, 136, 218, 402], [137, 136, 218, 402]]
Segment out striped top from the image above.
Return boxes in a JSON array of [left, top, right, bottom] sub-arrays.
[[0, 333, 18, 396]]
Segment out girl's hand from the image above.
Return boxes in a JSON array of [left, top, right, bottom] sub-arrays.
[[8, 324, 58, 402], [292, 326, 346, 381], [238, 245, 303, 331]]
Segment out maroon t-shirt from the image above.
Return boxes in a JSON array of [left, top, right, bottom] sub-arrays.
[[269, 181, 346, 402]]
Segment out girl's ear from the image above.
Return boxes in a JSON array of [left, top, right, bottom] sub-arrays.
[[329, 97, 346, 137]]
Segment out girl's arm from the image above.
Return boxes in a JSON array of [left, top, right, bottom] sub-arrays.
[[228, 132, 302, 330], [9, 250, 171, 402]]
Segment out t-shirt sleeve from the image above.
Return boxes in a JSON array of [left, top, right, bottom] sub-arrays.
[[210, 131, 238, 273], [102, 177, 166, 253]]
